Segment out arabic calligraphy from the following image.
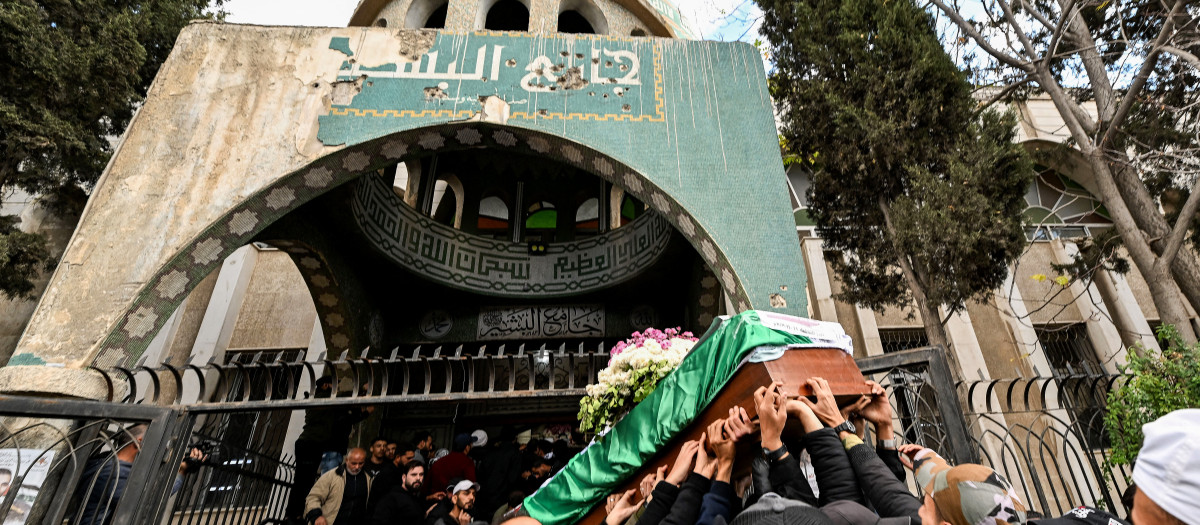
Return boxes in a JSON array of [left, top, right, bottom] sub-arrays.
[[351, 174, 672, 297], [478, 305, 605, 340], [337, 43, 641, 93]]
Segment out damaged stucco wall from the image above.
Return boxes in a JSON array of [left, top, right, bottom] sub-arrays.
[[4, 24, 803, 392]]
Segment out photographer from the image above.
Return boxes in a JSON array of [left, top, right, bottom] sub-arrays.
[[172, 446, 211, 494]]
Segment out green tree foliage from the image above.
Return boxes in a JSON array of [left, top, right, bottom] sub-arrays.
[[0, 0, 222, 299], [1105, 324, 1200, 466], [758, 0, 1033, 350]]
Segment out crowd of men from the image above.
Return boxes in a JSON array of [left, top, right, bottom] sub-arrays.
[[293, 424, 574, 525], [578, 379, 1199, 525], [288, 375, 1198, 525]]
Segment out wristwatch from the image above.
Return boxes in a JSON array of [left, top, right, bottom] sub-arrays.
[[832, 420, 857, 435], [761, 444, 788, 462], [879, 439, 897, 450]]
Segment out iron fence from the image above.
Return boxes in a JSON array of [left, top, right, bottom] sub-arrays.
[[858, 347, 1131, 519], [0, 344, 1135, 524], [101, 342, 609, 411]]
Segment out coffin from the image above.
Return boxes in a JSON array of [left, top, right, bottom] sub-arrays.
[[574, 347, 870, 525], [519, 311, 868, 525]]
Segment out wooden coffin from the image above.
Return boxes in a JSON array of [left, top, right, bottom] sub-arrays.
[[575, 347, 870, 525]]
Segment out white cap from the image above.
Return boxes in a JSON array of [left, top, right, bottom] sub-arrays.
[[1132, 409, 1200, 525], [517, 429, 531, 445], [450, 479, 481, 494], [471, 429, 488, 447]]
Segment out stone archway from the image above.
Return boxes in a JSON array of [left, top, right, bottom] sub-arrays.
[[90, 122, 752, 369]]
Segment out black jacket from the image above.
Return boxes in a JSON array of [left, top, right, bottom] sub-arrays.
[[877, 443, 907, 484], [658, 473, 711, 525], [768, 428, 866, 507], [846, 443, 921, 524], [371, 487, 424, 525], [637, 480, 682, 525]]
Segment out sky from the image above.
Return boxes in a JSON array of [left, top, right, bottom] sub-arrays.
[[221, 0, 763, 42]]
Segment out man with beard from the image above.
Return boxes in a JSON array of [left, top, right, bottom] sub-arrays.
[[370, 461, 427, 525], [426, 480, 480, 525], [304, 448, 373, 525]]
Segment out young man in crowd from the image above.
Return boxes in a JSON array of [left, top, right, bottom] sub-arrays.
[[413, 431, 435, 465], [371, 460, 428, 525], [427, 480, 480, 525]]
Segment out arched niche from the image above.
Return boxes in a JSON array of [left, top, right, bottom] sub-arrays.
[[478, 0, 530, 31], [405, 0, 449, 29], [89, 123, 751, 368], [558, 0, 609, 34]]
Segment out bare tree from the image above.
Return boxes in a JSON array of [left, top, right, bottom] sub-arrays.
[[927, 0, 1200, 341]]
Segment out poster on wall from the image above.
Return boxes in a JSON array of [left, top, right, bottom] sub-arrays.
[[0, 449, 54, 525], [478, 305, 605, 340]]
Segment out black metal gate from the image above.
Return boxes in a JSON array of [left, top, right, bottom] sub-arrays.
[[0, 345, 1128, 523]]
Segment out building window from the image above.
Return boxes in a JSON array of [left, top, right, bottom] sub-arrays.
[[575, 197, 600, 234], [525, 201, 557, 241], [405, 0, 449, 29], [558, 0, 608, 34], [1035, 323, 1108, 447], [879, 328, 930, 354], [1023, 167, 1112, 240], [483, 0, 529, 31], [477, 195, 511, 238]]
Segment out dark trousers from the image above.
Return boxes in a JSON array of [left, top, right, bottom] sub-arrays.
[[286, 440, 323, 519]]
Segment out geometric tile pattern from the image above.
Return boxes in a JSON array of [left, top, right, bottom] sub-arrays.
[[90, 122, 750, 369]]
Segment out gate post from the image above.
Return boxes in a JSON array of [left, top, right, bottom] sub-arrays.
[[926, 346, 978, 465]]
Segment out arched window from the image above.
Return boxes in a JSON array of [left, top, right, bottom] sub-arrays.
[[481, 0, 529, 31], [1023, 167, 1112, 240], [558, 0, 608, 34], [558, 11, 594, 33], [575, 197, 600, 235], [524, 201, 557, 241], [619, 194, 643, 226], [477, 195, 511, 237], [405, 0, 448, 29], [631, 28, 647, 37], [430, 174, 465, 228]]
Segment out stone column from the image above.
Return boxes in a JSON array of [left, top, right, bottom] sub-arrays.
[[1092, 268, 1159, 354], [1051, 240, 1127, 373], [801, 239, 839, 323]]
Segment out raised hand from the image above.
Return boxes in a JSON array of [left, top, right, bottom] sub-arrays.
[[724, 406, 757, 442], [667, 440, 700, 485], [707, 419, 736, 463], [605, 489, 645, 525], [897, 443, 924, 470], [693, 432, 717, 479], [859, 380, 893, 427], [706, 419, 736, 483], [800, 377, 845, 428], [840, 395, 870, 425], [784, 396, 823, 434], [754, 383, 788, 450]]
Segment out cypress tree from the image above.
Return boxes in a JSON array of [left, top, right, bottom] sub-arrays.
[[758, 0, 1033, 356]]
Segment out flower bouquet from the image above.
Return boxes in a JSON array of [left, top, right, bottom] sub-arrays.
[[577, 328, 699, 434]]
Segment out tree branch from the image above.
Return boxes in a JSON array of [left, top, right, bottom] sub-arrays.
[[928, 0, 1034, 71], [1159, 176, 1200, 269], [1160, 45, 1200, 69], [972, 77, 1033, 116], [1099, 0, 1188, 150]]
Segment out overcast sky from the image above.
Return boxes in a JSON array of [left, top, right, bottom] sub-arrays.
[[221, 0, 762, 41]]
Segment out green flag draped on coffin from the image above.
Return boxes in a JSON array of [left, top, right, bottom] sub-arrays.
[[522, 310, 854, 525]]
